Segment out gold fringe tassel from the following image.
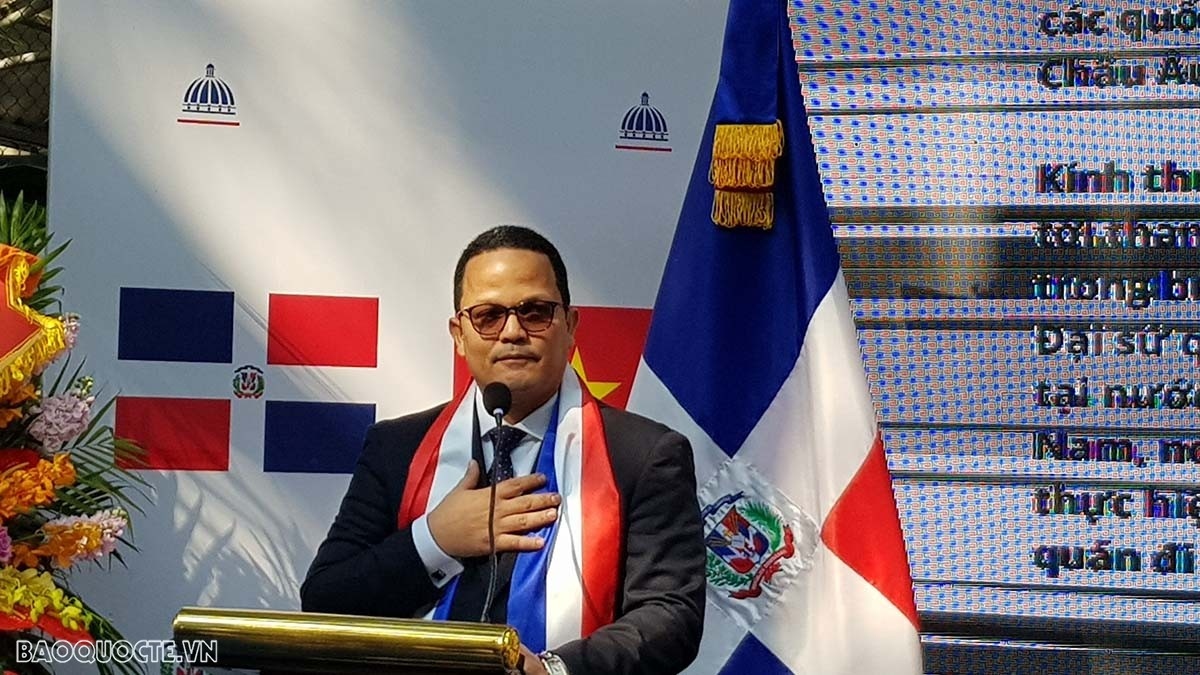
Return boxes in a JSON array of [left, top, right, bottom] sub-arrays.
[[709, 121, 783, 228], [712, 190, 774, 229], [0, 247, 65, 398], [709, 121, 784, 189]]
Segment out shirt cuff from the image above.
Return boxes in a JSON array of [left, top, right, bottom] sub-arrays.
[[411, 514, 464, 587], [539, 651, 570, 675]]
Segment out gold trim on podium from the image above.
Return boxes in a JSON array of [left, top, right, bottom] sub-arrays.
[[172, 607, 520, 673]]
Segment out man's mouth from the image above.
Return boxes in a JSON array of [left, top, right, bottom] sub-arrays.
[[495, 354, 537, 363]]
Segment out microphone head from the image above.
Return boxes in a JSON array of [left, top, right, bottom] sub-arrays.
[[482, 382, 512, 417]]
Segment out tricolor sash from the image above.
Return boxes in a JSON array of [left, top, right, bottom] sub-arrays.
[[397, 368, 621, 650]]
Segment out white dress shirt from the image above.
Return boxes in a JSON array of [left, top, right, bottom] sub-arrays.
[[410, 389, 558, 586]]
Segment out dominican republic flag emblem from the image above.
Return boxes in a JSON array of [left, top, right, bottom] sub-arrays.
[[700, 461, 817, 619], [707, 497, 769, 576]]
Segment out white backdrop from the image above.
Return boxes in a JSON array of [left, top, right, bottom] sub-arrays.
[[49, 0, 728, 651]]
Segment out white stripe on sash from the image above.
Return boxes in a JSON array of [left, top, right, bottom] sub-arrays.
[[545, 373, 585, 648], [424, 391, 477, 523]]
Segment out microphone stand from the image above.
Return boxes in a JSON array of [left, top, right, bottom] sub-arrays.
[[480, 406, 504, 623]]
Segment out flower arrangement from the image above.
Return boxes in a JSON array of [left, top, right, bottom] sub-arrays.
[[0, 195, 147, 675]]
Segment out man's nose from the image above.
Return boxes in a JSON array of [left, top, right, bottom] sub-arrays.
[[497, 312, 528, 341]]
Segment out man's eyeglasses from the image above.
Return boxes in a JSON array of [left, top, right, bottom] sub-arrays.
[[458, 300, 561, 338]]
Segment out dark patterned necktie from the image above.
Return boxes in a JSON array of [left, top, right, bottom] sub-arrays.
[[487, 426, 526, 482]]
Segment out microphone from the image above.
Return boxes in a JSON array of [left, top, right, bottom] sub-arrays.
[[479, 382, 511, 622], [483, 382, 511, 428]]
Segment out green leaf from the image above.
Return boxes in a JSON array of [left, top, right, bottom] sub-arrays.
[[34, 264, 61, 285], [26, 285, 63, 310], [46, 352, 72, 395], [0, 193, 52, 255], [705, 550, 752, 589], [72, 593, 149, 675], [12, 191, 25, 234], [29, 238, 70, 275], [740, 500, 783, 550], [0, 194, 10, 243]]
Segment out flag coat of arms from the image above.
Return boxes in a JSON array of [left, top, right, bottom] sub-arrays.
[[627, 1, 923, 672]]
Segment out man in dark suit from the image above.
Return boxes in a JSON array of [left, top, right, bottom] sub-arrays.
[[301, 226, 705, 675]]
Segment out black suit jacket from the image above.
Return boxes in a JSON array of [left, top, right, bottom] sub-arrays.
[[301, 402, 706, 675]]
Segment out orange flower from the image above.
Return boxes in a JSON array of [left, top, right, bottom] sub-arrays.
[[11, 520, 106, 569], [7, 509, 127, 570], [0, 383, 36, 407], [0, 407, 21, 429], [0, 382, 35, 430], [0, 454, 76, 521], [7, 542, 39, 568]]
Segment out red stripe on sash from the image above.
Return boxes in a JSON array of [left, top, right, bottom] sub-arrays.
[[397, 385, 471, 529], [579, 390, 621, 635]]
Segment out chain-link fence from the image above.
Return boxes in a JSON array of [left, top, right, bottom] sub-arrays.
[[0, 0, 50, 206], [0, 0, 49, 157]]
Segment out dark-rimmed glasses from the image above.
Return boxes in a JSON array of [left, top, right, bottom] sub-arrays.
[[458, 300, 561, 338]]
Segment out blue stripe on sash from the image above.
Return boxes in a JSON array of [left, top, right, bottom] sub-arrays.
[[506, 397, 560, 651]]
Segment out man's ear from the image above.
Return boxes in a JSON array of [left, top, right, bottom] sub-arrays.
[[449, 315, 466, 357], [565, 306, 580, 339]]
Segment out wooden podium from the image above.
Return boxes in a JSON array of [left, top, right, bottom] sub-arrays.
[[172, 607, 521, 674]]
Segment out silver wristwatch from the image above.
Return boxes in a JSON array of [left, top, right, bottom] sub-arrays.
[[538, 651, 570, 675]]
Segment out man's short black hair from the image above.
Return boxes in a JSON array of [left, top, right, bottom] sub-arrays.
[[453, 225, 571, 311]]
